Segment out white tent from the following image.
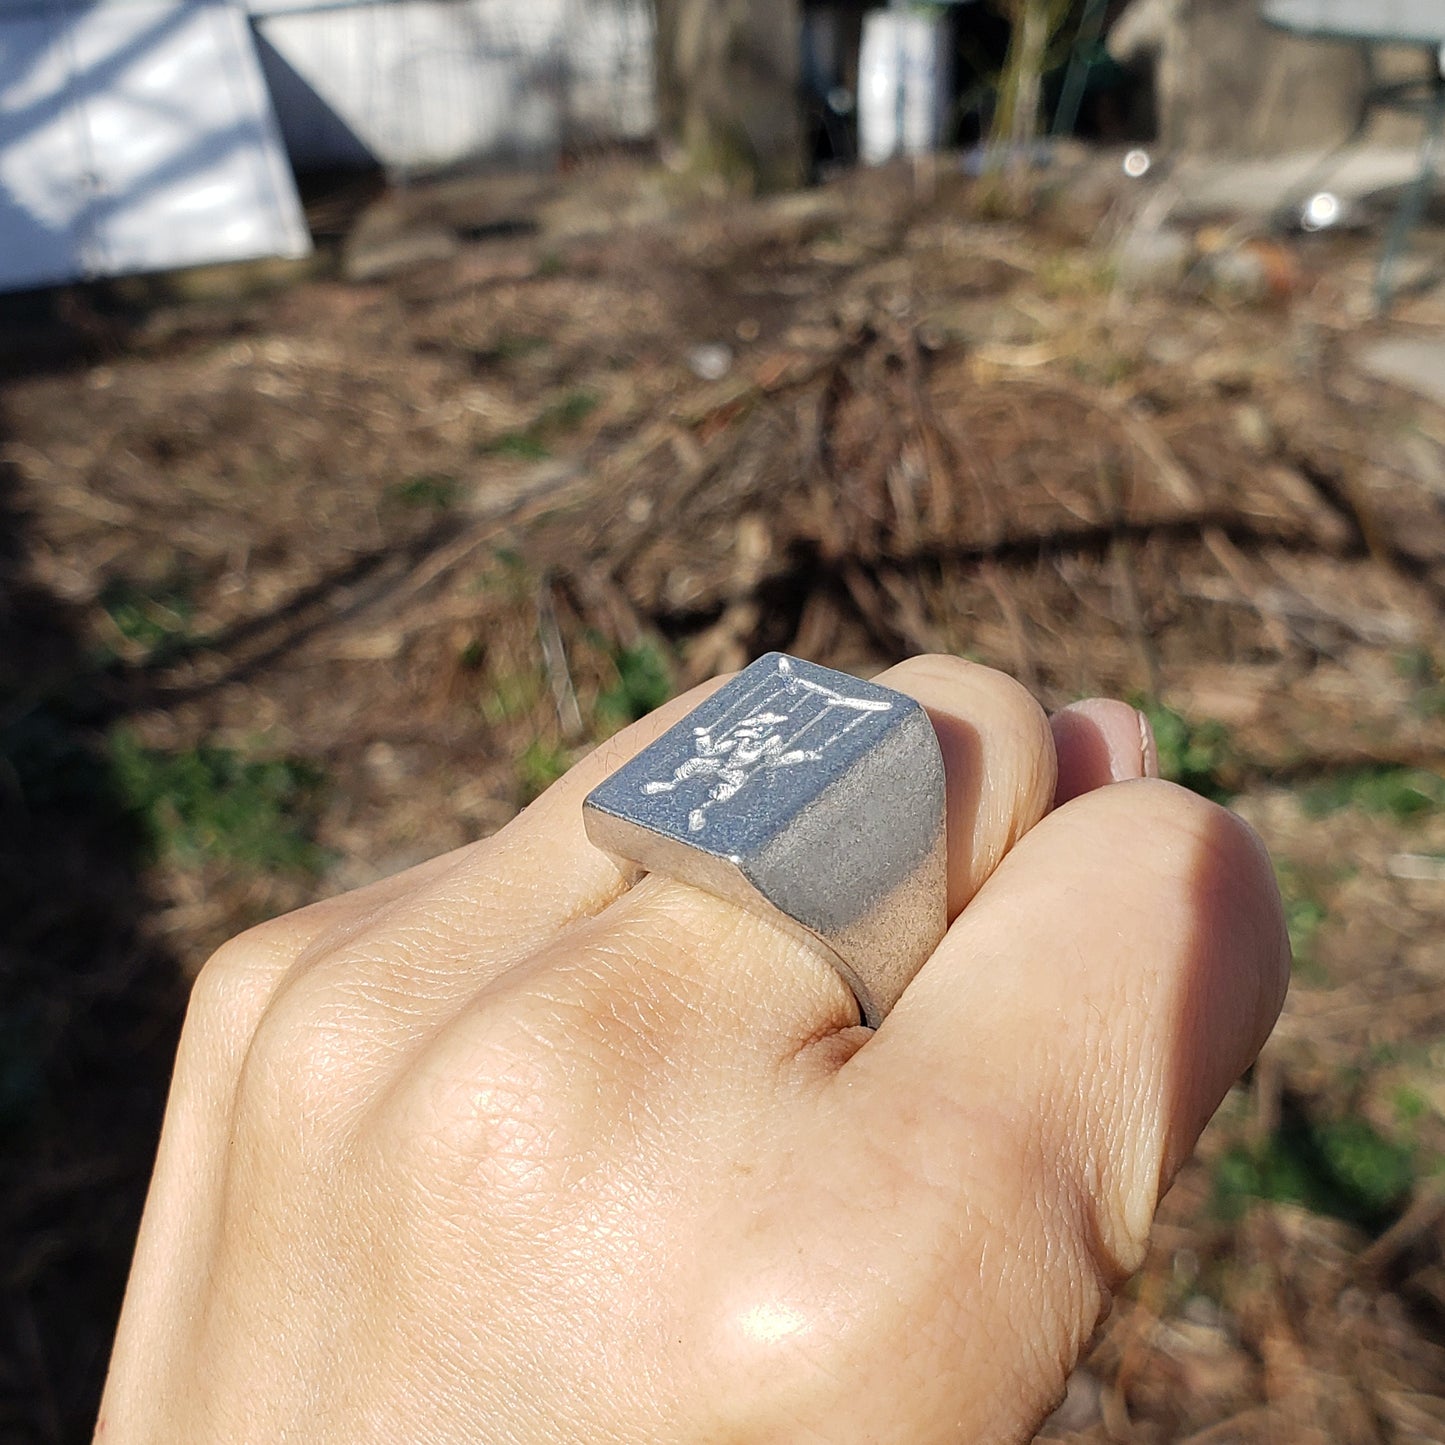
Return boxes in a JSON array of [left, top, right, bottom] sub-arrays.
[[0, 0, 654, 294], [0, 0, 309, 292]]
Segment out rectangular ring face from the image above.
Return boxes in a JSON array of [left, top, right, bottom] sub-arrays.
[[583, 653, 918, 863]]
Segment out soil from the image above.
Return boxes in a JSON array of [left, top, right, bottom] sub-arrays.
[[2, 155, 1443, 1441]]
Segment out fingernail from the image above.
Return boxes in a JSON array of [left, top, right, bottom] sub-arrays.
[[1137, 709, 1159, 779]]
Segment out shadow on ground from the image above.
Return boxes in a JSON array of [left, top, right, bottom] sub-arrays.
[[0, 395, 186, 1441]]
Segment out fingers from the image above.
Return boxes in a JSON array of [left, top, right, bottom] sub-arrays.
[[186, 681, 737, 1164], [874, 655, 1056, 920], [226, 653, 1064, 1151], [254, 678, 731, 967], [226, 679, 732, 1051], [259, 655, 1057, 1028], [227, 664, 1154, 1116], [1051, 699, 1159, 805], [825, 780, 1288, 1439]]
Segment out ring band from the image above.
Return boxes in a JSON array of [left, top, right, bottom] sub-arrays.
[[582, 653, 947, 1027]]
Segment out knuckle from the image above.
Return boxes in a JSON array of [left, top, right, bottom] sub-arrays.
[[696, 1296, 844, 1434], [185, 925, 294, 1063], [372, 1005, 596, 1205], [1112, 781, 1286, 945], [233, 969, 371, 1136], [1112, 773, 1232, 839], [893, 652, 1047, 720]]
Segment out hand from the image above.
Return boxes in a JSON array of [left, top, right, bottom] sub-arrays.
[[98, 657, 1288, 1444]]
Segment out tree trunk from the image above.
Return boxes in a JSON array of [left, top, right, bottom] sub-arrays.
[[985, 0, 1070, 210], [653, 0, 803, 192], [1003, 1, 1050, 156]]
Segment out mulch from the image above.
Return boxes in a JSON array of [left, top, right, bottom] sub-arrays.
[[2, 155, 1443, 1441]]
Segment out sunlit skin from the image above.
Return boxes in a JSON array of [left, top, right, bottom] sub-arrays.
[[97, 656, 1289, 1444]]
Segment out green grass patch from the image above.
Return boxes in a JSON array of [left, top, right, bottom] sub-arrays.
[[1212, 1112, 1419, 1229], [517, 738, 571, 802], [1274, 860, 1330, 982], [596, 641, 674, 730], [108, 731, 327, 872], [545, 389, 599, 431], [1284, 893, 1327, 960], [387, 473, 459, 510], [1369, 1040, 1431, 1070], [1137, 700, 1235, 802], [98, 576, 197, 661], [1301, 766, 1444, 824], [485, 333, 548, 363], [1412, 686, 1445, 719], [480, 390, 599, 462], [470, 547, 533, 604], [487, 432, 552, 461], [1393, 1085, 1431, 1129], [1396, 647, 1445, 719], [481, 666, 544, 725]]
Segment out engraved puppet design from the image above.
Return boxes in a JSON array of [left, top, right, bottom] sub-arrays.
[[642, 656, 892, 833]]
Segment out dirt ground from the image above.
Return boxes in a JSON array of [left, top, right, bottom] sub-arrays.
[[2, 155, 1444, 1442]]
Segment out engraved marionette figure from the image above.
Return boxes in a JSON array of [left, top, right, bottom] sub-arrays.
[[642, 655, 891, 833]]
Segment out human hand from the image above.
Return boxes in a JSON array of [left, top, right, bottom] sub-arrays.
[[98, 656, 1288, 1444]]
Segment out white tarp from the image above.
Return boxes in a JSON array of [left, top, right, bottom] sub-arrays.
[[248, 0, 653, 174], [0, 0, 309, 292], [1261, 0, 1445, 47]]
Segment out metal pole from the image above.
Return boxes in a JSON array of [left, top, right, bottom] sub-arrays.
[[1051, 0, 1108, 138], [1375, 49, 1445, 315]]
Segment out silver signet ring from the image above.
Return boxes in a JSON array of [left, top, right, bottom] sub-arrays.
[[582, 653, 947, 1028]]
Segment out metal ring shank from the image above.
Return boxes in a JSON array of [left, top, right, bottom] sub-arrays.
[[582, 653, 947, 1027]]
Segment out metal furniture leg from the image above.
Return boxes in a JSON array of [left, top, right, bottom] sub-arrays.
[[1051, 0, 1109, 139], [1375, 56, 1445, 314]]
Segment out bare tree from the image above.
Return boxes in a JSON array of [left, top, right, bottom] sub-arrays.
[[985, 0, 1073, 207], [653, 0, 803, 191]]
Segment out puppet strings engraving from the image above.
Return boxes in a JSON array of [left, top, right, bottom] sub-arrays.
[[642, 657, 892, 832]]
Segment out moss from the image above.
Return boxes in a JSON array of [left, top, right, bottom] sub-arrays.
[[1136, 699, 1235, 802], [596, 641, 674, 730], [1302, 767, 1443, 824], [1212, 1111, 1419, 1230], [517, 738, 572, 802], [107, 732, 327, 873]]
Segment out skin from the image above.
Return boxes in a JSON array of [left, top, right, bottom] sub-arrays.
[[97, 656, 1289, 1444]]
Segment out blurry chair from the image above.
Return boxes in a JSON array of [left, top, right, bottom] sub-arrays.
[[1262, 0, 1445, 311]]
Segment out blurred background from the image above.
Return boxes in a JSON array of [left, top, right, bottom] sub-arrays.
[[2, 0, 1445, 1439]]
